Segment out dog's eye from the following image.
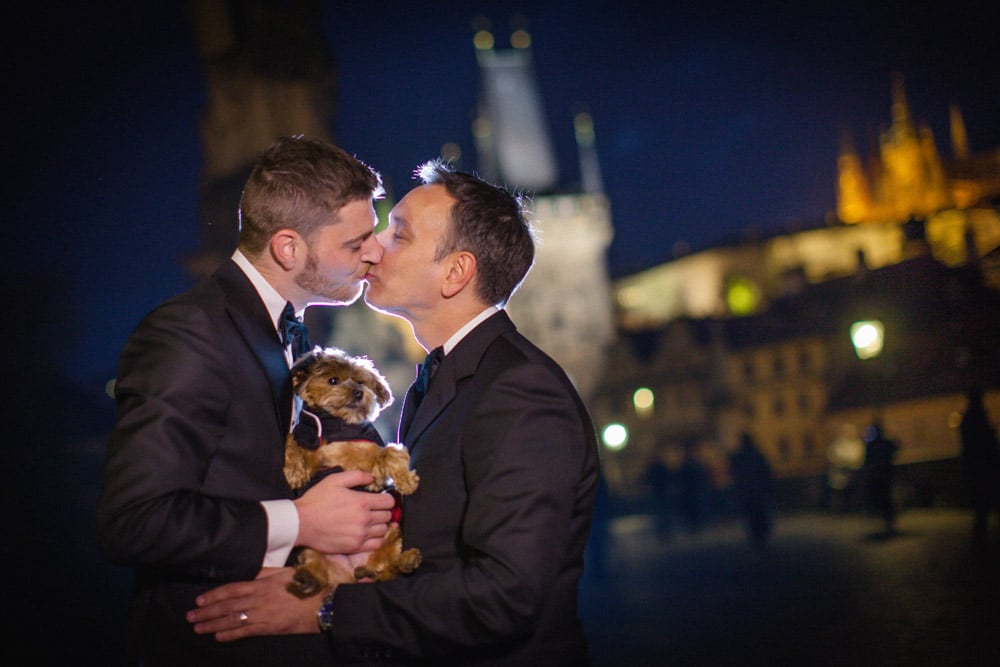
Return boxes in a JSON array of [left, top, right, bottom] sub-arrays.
[[327, 377, 340, 385]]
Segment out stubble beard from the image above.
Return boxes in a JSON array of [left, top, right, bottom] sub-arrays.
[[296, 251, 365, 306]]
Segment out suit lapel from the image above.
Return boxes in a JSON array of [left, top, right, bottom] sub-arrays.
[[398, 366, 421, 438], [402, 311, 515, 447], [214, 260, 292, 436]]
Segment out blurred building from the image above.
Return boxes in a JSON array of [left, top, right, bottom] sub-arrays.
[[596, 78, 1000, 507]]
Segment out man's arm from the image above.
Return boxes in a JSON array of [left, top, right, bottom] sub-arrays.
[[187, 358, 595, 658], [188, 568, 331, 639], [187, 557, 371, 639], [96, 300, 268, 581], [97, 300, 394, 580]]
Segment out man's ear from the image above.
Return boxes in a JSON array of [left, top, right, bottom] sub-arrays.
[[441, 251, 476, 298], [270, 230, 302, 270]]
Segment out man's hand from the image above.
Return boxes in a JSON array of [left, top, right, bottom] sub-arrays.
[[187, 568, 327, 641], [294, 469, 395, 553]]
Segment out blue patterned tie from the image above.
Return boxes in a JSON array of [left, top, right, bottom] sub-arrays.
[[280, 302, 310, 360], [413, 346, 444, 405]]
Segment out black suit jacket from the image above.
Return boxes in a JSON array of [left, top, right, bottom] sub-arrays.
[[327, 311, 601, 665], [96, 259, 329, 665]]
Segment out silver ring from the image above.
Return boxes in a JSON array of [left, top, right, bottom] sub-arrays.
[[238, 610, 249, 626]]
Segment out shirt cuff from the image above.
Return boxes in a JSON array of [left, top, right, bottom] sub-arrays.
[[261, 499, 299, 567]]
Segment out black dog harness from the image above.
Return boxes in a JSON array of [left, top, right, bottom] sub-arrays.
[[291, 404, 385, 450]]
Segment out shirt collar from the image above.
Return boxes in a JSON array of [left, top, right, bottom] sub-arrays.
[[441, 306, 500, 355], [231, 249, 298, 333]]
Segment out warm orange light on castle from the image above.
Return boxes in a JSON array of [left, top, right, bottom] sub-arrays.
[[836, 74, 999, 225]]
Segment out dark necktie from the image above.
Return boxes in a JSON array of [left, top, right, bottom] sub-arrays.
[[413, 346, 444, 405], [279, 302, 311, 360]]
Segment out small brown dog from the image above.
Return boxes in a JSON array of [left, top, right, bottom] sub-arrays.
[[284, 347, 421, 598]]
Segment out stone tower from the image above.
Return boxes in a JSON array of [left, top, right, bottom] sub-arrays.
[[471, 22, 615, 401]]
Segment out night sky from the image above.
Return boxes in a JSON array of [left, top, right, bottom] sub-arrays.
[[10, 1, 999, 390]]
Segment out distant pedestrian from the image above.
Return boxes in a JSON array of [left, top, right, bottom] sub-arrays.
[[863, 419, 899, 535], [959, 387, 1000, 551], [729, 432, 775, 549]]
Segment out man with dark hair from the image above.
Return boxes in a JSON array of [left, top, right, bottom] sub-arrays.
[[189, 160, 602, 666], [98, 137, 396, 665]]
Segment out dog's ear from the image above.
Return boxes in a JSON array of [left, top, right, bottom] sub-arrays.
[[356, 363, 393, 410], [290, 349, 320, 388], [350, 355, 394, 409], [372, 373, 394, 409]]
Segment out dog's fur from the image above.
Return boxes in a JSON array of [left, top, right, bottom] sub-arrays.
[[283, 347, 421, 598]]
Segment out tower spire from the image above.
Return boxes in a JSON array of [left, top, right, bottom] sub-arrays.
[[575, 110, 605, 194], [949, 103, 970, 160], [473, 21, 558, 191]]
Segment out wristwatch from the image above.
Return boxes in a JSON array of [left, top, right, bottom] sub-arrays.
[[317, 588, 336, 632]]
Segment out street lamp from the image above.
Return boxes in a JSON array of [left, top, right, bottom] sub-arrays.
[[602, 423, 629, 451], [850, 319, 884, 359]]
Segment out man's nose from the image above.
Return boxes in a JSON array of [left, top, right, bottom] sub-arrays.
[[362, 234, 384, 262]]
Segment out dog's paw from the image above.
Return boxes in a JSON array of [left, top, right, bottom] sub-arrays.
[[353, 547, 422, 581], [288, 567, 324, 598], [397, 548, 422, 574], [392, 470, 420, 495]]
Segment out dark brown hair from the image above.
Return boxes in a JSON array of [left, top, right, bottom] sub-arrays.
[[416, 159, 535, 307], [239, 136, 383, 253]]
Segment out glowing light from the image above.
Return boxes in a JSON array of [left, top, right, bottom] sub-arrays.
[[850, 320, 884, 359], [472, 116, 492, 139], [574, 112, 595, 147], [633, 387, 654, 418], [473, 30, 494, 50], [725, 275, 761, 316], [510, 29, 531, 49], [602, 423, 628, 450]]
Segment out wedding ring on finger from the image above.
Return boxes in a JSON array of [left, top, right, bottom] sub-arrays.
[[239, 610, 249, 627]]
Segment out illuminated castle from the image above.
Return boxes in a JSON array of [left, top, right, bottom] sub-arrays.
[[615, 76, 1000, 332], [597, 78, 1000, 501], [837, 73, 1000, 225]]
